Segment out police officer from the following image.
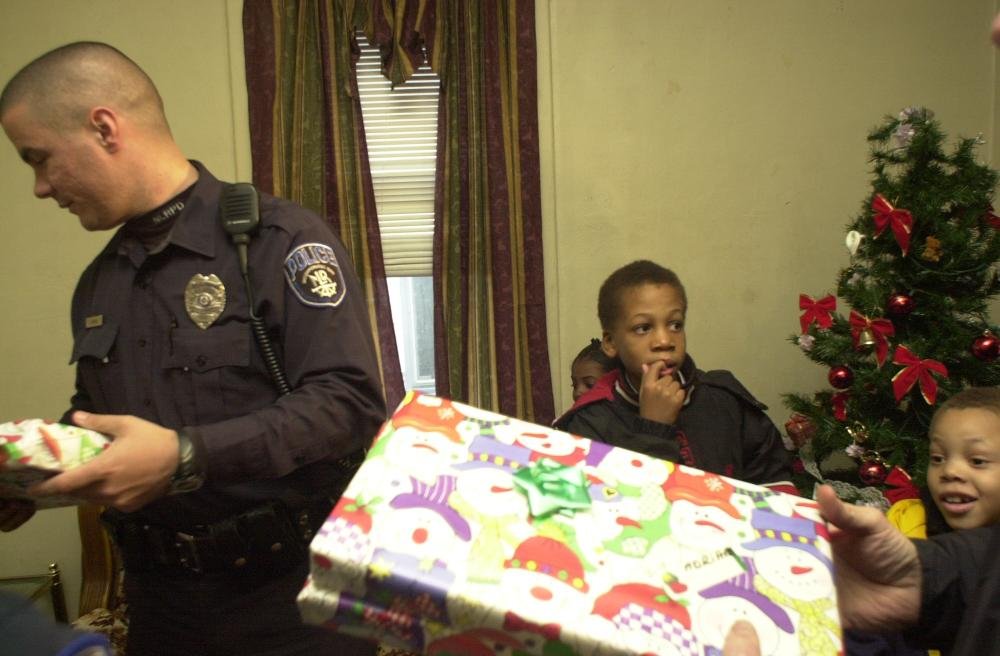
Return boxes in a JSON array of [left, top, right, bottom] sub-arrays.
[[0, 42, 385, 655]]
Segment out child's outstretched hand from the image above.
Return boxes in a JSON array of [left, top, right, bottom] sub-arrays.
[[638, 361, 687, 425]]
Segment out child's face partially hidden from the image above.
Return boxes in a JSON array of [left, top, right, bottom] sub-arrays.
[[927, 407, 1000, 531], [571, 358, 608, 401], [601, 282, 686, 389]]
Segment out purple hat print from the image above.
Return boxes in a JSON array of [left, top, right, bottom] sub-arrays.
[[390, 474, 472, 541], [699, 558, 794, 633]]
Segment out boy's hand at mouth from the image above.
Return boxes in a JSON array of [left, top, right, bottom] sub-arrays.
[[638, 360, 687, 425]]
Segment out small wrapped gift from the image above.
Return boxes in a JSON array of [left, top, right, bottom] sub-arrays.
[[0, 419, 110, 507], [299, 392, 842, 655]]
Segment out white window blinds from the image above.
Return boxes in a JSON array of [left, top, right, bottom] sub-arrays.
[[356, 34, 440, 277]]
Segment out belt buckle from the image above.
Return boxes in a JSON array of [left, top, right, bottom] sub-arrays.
[[175, 532, 204, 573]]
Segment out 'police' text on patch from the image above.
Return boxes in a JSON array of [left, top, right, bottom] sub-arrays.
[[284, 243, 347, 308]]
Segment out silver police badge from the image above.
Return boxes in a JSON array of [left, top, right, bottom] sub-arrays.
[[184, 274, 226, 329]]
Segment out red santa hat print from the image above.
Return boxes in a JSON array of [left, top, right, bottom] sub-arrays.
[[663, 468, 742, 519], [391, 393, 466, 444], [503, 536, 589, 593]]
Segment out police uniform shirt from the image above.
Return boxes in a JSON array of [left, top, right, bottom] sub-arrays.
[[66, 162, 387, 528]]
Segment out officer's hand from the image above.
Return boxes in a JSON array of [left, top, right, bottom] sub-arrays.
[[723, 620, 761, 656], [28, 412, 179, 513], [0, 498, 36, 531], [638, 361, 686, 425], [816, 484, 921, 632]]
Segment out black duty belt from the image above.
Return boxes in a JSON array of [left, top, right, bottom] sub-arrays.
[[103, 498, 332, 576]]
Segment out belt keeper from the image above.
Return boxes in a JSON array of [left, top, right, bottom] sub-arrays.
[[145, 524, 174, 568], [296, 508, 314, 542], [209, 516, 250, 570], [241, 503, 291, 560], [174, 532, 203, 573]]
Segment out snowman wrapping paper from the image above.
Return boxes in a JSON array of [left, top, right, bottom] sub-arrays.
[[0, 418, 110, 507], [298, 392, 842, 655]]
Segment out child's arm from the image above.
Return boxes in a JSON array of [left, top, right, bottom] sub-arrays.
[[741, 408, 796, 492], [559, 402, 683, 463], [699, 370, 796, 493]]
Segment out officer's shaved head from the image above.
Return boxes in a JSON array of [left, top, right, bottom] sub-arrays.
[[0, 41, 170, 135]]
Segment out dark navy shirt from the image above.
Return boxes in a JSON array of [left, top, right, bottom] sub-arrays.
[[65, 163, 386, 527]]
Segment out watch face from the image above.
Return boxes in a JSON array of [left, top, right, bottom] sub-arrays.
[[169, 431, 204, 495]]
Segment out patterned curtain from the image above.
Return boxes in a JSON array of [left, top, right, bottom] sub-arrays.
[[243, 0, 404, 411], [368, 0, 554, 424]]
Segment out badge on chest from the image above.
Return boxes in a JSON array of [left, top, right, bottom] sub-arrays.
[[185, 273, 226, 329]]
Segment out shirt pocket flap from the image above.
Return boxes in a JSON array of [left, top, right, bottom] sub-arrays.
[[69, 320, 120, 365], [164, 322, 251, 373]]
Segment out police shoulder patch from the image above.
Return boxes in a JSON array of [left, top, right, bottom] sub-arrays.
[[283, 242, 347, 307]]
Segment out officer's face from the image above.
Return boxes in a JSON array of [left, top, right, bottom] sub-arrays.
[[2, 101, 126, 232]]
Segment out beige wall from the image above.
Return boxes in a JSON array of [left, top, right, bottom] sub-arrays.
[[0, 0, 997, 621], [539, 0, 1000, 414], [0, 0, 248, 619]]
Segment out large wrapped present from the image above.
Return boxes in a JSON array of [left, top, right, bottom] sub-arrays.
[[299, 392, 842, 655], [0, 419, 110, 507]]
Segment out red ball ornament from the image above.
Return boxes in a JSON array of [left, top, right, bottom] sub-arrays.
[[858, 460, 888, 486], [886, 293, 915, 317], [828, 365, 854, 390], [972, 333, 1000, 362]]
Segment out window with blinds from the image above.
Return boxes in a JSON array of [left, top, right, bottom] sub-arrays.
[[356, 34, 439, 277], [356, 34, 438, 393]]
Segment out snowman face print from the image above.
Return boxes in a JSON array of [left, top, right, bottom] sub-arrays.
[[597, 448, 672, 488], [753, 546, 832, 601], [668, 499, 745, 550], [515, 430, 587, 459], [383, 425, 467, 477], [500, 568, 589, 625], [454, 467, 529, 518], [587, 486, 640, 542], [373, 506, 464, 565]]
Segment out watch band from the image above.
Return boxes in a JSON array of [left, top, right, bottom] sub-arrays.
[[169, 429, 205, 495]]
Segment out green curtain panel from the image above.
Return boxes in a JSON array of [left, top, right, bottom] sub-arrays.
[[369, 0, 554, 424], [243, 0, 404, 411]]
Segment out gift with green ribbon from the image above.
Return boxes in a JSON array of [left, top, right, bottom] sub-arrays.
[[512, 457, 592, 519]]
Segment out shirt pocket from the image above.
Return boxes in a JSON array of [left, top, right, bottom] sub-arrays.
[[162, 322, 255, 424], [70, 320, 124, 413]]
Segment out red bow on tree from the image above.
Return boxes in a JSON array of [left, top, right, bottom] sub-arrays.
[[891, 345, 948, 405], [883, 466, 920, 504], [985, 205, 1000, 230], [871, 194, 913, 255], [799, 294, 836, 333], [831, 391, 849, 421], [849, 311, 895, 366]]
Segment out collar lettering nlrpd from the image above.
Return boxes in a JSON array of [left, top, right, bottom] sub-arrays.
[[152, 200, 185, 225]]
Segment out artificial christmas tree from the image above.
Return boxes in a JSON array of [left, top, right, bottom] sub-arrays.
[[784, 107, 1000, 504]]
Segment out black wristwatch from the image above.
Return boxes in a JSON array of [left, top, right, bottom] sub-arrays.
[[169, 429, 205, 495]]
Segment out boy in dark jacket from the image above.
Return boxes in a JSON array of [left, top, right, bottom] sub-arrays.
[[554, 260, 796, 495]]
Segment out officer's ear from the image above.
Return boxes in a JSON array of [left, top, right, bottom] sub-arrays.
[[89, 107, 120, 152]]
